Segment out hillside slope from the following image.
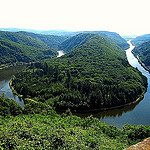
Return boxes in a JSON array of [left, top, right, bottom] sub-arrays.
[[132, 34, 150, 46], [18, 31, 68, 50], [0, 31, 61, 65], [86, 31, 129, 49], [133, 41, 150, 67], [12, 33, 147, 112], [59, 32, 128, 53], [0, 37, 55, 65], [58, 33, 96, 53], [1, 96, 150, 149]]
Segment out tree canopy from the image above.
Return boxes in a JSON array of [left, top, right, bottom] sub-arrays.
[[12, 33, 147, 112]]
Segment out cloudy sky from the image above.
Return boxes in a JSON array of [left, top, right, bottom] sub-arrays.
[[0, 0, 150, 35]]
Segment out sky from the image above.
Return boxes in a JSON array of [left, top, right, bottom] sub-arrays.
[[0, 0, 150, 36]]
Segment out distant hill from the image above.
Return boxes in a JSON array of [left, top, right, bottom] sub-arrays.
[[59, 31, 129, 52], [0, 37, 55, 65], [12, 33, 147, 112], [0, 31, 68, 50], [84, 31, 129, 50], [133, 41, 150, 67], [0, 31, 61, 65], [0, 28, 128, 49], [58, 33, 96, 53], [132, 34, 150, 46]]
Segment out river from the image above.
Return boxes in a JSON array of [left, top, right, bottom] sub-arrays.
[[98, 40, 150, 128], [57, 50, 65, 57], [0, 66, 24, 107], [0, 41, 150, 128]]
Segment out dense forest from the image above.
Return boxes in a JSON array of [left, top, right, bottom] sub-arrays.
[[0, 31, 69, 65], [0, 30, 129, 66], [1, 96, 150, 149], [12, 33, 147, 112], [0, 37, 55, 65], [59, 31, 129, 51], [133, 41, 150, 67], [131, 34, 150, 46]]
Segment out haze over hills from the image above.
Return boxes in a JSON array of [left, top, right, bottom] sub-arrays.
[[131, 34, 150, 46]]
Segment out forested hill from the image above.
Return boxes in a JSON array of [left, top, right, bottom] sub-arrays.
[[17, 31, 68, 50], [0, 37, 55, 64], [85, 31, 129, 50], [12, 33, 147, 112], [133, 41, 150, 67], [132, 34, 150, 46], [59, 32, 128, 53], [58, 33, 96, 53], [0, 30, 70, 65], [0, 31, 68, 50]]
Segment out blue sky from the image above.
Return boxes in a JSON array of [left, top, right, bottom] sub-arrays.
[[0, 0, 150, 35]]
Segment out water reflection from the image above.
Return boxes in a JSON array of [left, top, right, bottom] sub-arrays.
[[0, 66, 25, 107], [74, 100, 140, 119]]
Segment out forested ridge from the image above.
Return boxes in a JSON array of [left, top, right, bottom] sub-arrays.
[[0, 37, 55, 64], [12, 33, 147, 112], [59, 31, 129, 52], [0, 30, 68, 65], [131, 34, 150, 46], [133, 41, 150, 67]]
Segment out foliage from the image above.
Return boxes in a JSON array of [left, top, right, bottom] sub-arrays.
[[0, 96, 23, 116], [12, 34, 147, 112], [59, 31, 129, 50], [1, 95, 150, 149], [58, 33, 96, 52], [133, 41, 150, 67], [0, 30, 68, 65], [89, 31, 129, 50]]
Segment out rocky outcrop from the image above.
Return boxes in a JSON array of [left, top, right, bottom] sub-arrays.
[[125, 137, 150, 150]]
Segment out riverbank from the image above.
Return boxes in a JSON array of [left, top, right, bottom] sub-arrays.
[[0, 62, 27, 70], [9, 75, 146, 113], [56, 91, 145, 113], [136, 55, 150, 72], [9, 80, 38, 105]]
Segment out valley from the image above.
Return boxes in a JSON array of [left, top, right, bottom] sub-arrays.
[[0, 30, 150, 149]]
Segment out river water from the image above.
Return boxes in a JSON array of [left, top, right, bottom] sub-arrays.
[[98, 41, 150, 128], [0, 66, 24, 107], [0, 41, 150, 128], [57, 50, 65, 57]]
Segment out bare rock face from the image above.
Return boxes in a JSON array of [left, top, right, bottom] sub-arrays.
[[125, 137, 150, 150]]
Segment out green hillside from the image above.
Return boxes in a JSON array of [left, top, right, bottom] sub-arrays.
[[12, 34, 147, 112], [1, 96, 150, 149], [58, 33, 96, 52], [133, 41, 150, 67], [87, 31, 129, 50], [132, 34, 150, 46], [18, 31, 68, 50], [59, 32, 129, 53], [0, 37, 56, 65], [0, 31, 63, 65]]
